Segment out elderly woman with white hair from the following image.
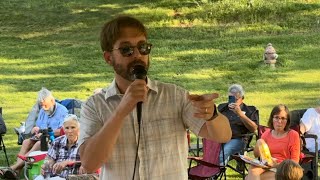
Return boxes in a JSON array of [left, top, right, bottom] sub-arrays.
[[36, 114, 86, 179]]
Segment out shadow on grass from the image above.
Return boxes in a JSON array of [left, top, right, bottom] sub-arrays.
[[0, 0, 319, 94]]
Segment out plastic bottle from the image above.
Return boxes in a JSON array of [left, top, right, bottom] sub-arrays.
[[43, 156, 51, 180], [40, 129, 49, 151], [20, 122, 25, 133], [48, 127, 55, 143]]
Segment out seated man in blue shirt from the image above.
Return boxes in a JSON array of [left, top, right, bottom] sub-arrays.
[[218, 84, 258, 165], [0, 87, 68, 179]]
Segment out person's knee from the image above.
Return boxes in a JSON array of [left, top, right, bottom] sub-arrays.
[[34, 141, 41, 149], [249, 166, 264, 176], [22, 139, 34, 148]]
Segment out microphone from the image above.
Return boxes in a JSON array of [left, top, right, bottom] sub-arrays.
[[132, 65, 147, 125]]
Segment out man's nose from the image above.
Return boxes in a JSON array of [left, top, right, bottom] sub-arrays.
[[132, 47, 142, 58]]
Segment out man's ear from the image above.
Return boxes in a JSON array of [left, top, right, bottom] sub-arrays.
[[50, 96, 55, 104], [103, 51, 112, 65]]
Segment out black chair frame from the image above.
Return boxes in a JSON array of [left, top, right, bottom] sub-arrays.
[[0, 107, 10, 166]]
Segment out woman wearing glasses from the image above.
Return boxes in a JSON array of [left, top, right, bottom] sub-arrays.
[[246, 104, 300, 180]]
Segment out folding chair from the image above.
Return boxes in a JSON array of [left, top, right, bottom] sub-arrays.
[[64, 162, 100, 180], [18, 151, 47, 180], [188, 138, 227, 180], [220, 105, 259, 180], [0, 107, 10, 167], [289, 109, 318, 180], [187, 129, 202, 157], [226, 132, 257, 179]]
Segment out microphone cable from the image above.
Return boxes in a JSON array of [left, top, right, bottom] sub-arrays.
[[131, 64, 147, 180], [132, 109, 142, 180]]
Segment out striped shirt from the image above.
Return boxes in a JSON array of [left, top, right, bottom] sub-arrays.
[[79, 78, 206, 180]]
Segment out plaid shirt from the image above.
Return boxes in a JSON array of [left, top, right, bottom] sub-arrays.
[[48, 135, 80, 178], [79, 78, 206, 180]]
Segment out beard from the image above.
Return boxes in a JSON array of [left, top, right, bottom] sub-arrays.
[[112, 57, 149, 81], [44, 104, 55, 116]]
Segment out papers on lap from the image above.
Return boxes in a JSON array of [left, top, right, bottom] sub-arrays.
[[239, 155, 270, 169]]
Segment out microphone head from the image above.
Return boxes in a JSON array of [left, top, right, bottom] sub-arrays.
[[132, 64, 147, 80]]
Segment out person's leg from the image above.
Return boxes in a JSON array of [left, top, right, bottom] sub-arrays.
[[246, 166, 266, 180], [29, 140, 41, 152], [11, 139, 37, 171], [260, 171, 275, 180], [219, 138, 245, 165]]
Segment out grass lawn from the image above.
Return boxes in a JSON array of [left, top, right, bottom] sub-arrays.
[[1, 0, 320, 179]]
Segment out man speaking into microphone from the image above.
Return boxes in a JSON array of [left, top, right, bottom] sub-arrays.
[[78, 16, 232, 180]]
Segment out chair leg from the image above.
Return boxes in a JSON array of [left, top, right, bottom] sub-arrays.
[[1, 137, 10, 166]]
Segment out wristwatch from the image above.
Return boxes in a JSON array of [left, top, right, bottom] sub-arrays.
[[206, 104, 218, 121]]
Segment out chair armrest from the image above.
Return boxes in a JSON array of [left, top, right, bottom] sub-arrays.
[[188, 156, 224, 168], [66, 161, 81, 167], [304, 134, 318, 140], [241, 132, 256, 138]]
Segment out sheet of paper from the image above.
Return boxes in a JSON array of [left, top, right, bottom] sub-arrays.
[[239, 155, 270, 169]]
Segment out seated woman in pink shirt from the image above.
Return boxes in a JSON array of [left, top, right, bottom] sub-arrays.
[[246, 104, 300, 180]]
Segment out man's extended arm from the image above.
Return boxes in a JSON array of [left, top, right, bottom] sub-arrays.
[[189, 93, 232, 143], [199, 111, 232, 143]]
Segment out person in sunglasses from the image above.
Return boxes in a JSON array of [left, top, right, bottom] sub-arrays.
[[78, 16, 232, 180]]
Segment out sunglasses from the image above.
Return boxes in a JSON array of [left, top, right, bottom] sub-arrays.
[[112, 42, 152, 57]]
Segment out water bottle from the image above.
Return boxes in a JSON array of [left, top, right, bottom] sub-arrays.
[[40, 129, 49, 151], [48, 127, 55, 143], [43, 156, 51, 179], [20, 122, 25, 133]]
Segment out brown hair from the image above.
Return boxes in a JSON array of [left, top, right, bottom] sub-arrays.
[[275, 159, 303, 180], [267, 104, 291, 131], [100, 16, 147, 52]]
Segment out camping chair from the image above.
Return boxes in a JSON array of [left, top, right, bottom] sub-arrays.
[[17, 150, 47, 180], [64, 162, 100, 180], [258, 123, 318, 180], [226, 132, 257, 179], [56, 99, 82, 118], [0, 107, 10, 167], [188, 138, 227, 180], [187, 129, 203, 157], [220, 105, 259, 180], [289, 109, 318, 180]]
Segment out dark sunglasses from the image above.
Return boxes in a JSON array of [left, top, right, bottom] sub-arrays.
[[112, 42, 152, 57]]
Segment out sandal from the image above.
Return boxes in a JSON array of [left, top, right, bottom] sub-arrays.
[[0, 167, 10, 179], [3, 168, 19, 180]]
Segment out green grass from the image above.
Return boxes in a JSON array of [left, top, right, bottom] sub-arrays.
[[1, 0, 320, 179]]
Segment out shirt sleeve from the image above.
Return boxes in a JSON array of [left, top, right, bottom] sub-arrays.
[[35, 110, 42, 128], [57, 104, 68, 128], [180, 89, 205, 136], [58, 109, 68, 129], [78, 97, 104, 146], [301, 108, 314, 132], [288, 130, 301, 163]]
